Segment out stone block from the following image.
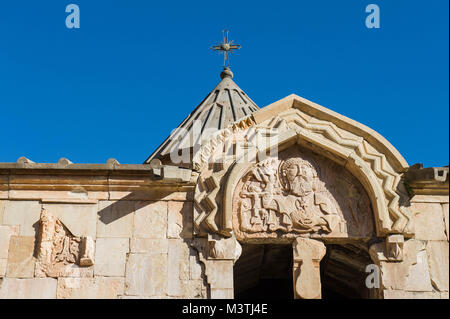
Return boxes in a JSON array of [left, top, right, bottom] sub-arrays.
[[94, 238, 129, 276], [426, 241, 449, 292], [6, 236, 35, 278], [183, 280, 206, 298], [190, 255, 203, 280], [97, 200, 134, 238], [130, 238, 168, 254], [57, 277, 125, 299], [0, 225, 19, 259], [379, 239, 433, 292], [0, 200, 5, 223], [133, 201, 167, 239], [205, 260, 233, 289], [167, 239, 190, 297], [210, 288, 233, 299], [383, 290, 440, 299], [0, 278, 57, 298], [2, 200, 41, 236], [43, 203, 97, 238], [125, 253, 167, 296], [443, 203, 449, 241], [167, 201, 193, 239], [0, 258, 6, 277], [412, 202, 447, 240]]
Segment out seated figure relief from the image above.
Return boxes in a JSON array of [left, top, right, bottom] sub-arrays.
[[233, 148, 374, 241]]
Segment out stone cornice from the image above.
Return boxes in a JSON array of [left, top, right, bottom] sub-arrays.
[[0, 158, 195, 201], [405, 164, 449, 196]]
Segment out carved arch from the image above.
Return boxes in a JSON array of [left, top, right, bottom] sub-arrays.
[[193, 95, 413, 239]]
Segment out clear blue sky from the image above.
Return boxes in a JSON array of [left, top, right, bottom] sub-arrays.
[[0, 0, 448, 167]]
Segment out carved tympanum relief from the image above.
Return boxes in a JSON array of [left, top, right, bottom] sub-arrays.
[[35, 208, 94, 277], [232, 147, 375, 242]]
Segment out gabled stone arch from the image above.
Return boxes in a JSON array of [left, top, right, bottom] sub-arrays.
[[192, 94, 414, 241], [193, 95, 414, 298]]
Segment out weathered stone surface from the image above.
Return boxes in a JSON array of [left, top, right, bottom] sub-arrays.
[[426, 241, 449, 292], [133, 201, 167, 239], [383, 290, 441, 299], [210, 288, 233, 299], [0, 258, 6, 277], [6, 236, 35, 278], [34, 208, 95, 278], [190, 255, 203, 280], [97, 200, 134, 238], [0, 201, 5, 223], [57, 277, 125, 299], [208, 237, 242, 260], [118, 295, 169, 299], [130, 238, 168, 254], [376, 239, 433, 292], [0, 278, 57, 298], [411, 195, 449, 204], [43, 203, 97, 238], [2, 200, 41, 236], [125, 253, 168, 296], [443, 203, 449, 241], [94, 238, 129, 276], [9, 190, 108, 201], [292, 238, 326, 299], [412, 202, 447, 240], [167, 239, 190, 296], [0, 225, 19, 259], [79, 236, 95, 266], [109, 190, 193, 202], [167, 201, 193, 239], [205, 260, 233, 289], [183, 280, 206, 298]]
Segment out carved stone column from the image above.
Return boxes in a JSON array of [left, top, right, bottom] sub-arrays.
[[292, 238, 326, 299], [192, 236, 242, 299]]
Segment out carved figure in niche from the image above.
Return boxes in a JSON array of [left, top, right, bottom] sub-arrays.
[[239, 157, 343, 235], [35, 208, 94, 277]]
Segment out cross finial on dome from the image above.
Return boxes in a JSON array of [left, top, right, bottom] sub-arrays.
[[210, 30, 241, 68]]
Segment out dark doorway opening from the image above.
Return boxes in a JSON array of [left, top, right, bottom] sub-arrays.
[[234, 242, 374, 299], [234, 244, 293, 299], [321, 243, 374, 299]]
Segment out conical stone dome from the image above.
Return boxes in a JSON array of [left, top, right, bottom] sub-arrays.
[[145, 68, 259, 165]]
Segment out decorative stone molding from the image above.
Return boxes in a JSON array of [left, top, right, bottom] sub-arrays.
[[35, 208, 94, 277], [191, 236, 241, 299], [192, 94, 414, 240], [192, 116, 256, 172], [369, 234, 405, 262], [292, 238, 326, 299], [385, 234, 404, 261], [404, 164, 449, 196], [207, 235, 242, 261]]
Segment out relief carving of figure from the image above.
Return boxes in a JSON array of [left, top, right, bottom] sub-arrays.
[[238, 157, 343, 236]]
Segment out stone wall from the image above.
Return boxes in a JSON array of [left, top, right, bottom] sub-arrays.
[[371, 195, 449, 299], [0, 197, 207, 298], [0, 161, 448, 299]]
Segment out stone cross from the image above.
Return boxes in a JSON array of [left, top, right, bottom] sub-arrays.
[[210, 30, 241, 67]]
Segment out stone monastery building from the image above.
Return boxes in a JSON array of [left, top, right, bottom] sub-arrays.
[[0, 64, 448, 299]]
